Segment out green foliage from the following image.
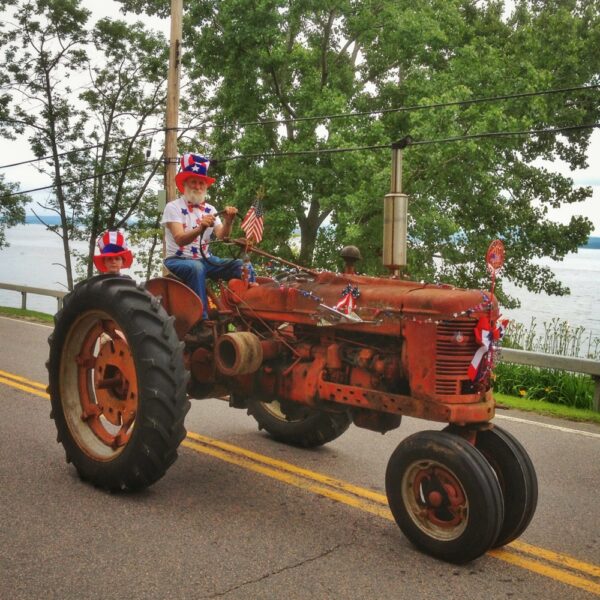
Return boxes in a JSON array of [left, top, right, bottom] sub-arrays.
[[2, 0, 598, 291], [494, 362, 594, 409], [115, 0, 600, 304], [0, 0, 168, 285], [494, 392, 600, 424], [0, 175, 27, 249], [127, 192, 164, 282], [0, 305, 54, 323]]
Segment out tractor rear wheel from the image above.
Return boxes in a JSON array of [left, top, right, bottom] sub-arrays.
[[47, 275, 189, 491], [474, 426, 538, 547], [385, 430, 504, 563], [246, 397, 351, 448]]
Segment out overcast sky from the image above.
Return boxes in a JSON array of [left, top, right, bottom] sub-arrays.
[[2, 0, 598, 234]]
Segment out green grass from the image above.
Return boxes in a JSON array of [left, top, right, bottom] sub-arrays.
[[494, 392, 600, 425], [0, 306, 54, 323], [494, 363, 594, 410]]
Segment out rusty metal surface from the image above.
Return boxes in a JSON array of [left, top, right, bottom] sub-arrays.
[[228, 271, 494, 329], [145, 277, 203, 339], [147, 263, 499, 427], [316, 375, 494, 423]]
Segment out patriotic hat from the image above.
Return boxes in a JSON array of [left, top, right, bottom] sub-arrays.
[[93, 230, 134, 272], [175, 153, 216, 193]]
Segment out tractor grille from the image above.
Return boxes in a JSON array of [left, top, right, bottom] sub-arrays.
[[435, 318, 479, 395]]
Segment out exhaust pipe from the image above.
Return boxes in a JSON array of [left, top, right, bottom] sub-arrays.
[[383, 137, 412, 275]]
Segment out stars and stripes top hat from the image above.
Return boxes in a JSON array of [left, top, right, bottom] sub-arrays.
[[93, 230, 134, 272], [175, 153, 216, 193]]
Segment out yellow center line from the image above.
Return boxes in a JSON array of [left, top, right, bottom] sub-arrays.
[[187, 431, 600, 581], [1, 370, 599, 594], [507, 540, 600, 579], [489, 549, 600, 597], [186, 431, 389, 504], [0, 376, 50, 399], [181, 439, 392, 520], [0, 369, 48, 390]]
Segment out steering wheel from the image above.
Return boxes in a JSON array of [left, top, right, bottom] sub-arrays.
[[199, 237, 225, 267]]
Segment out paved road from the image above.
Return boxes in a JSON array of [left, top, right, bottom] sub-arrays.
[[1, 315, 599, 599]]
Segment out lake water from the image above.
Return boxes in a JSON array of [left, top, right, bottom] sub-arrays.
[[0, 224, 598, 338]]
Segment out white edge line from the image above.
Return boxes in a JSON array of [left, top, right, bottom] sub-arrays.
[[0, 315, 53, 329], [495, 413, 600, 439]]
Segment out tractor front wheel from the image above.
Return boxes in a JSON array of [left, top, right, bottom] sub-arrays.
[[385, 430, 504, 563], [474, 426, 538, 547], [246, 397, 351, 448], [47, 276, 189, 491]]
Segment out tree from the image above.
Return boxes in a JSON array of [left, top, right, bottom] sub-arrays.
[[66, 18, 167, 278], [0, 0, 91, 290], [100, 1, 600, 305], [0, 176, 28, 249], [0, 12, 28, 246], [0, 1, 168, 285]]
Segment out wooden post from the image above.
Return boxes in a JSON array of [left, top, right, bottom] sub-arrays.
[[21, 291, 26, 310], [165, 0, 183, 204]]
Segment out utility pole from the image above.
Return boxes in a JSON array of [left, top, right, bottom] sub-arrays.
[[165, 0, 183, 203]]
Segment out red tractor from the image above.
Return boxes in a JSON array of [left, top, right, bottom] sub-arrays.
[[47, 236, 537, 564]]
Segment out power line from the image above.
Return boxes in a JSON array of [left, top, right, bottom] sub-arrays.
[[0, 160, 158, 200], [410, 123, 599, 146], [2, 84, 597, 172], [2, 123, 597, 198], [217, 123, 599, 162], [189, 84, 600, 130], [0, 128, 162, 171]]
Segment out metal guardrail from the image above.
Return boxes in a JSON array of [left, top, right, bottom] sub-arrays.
[[500, 348, 600, 411], [0, 282, 66, 312]]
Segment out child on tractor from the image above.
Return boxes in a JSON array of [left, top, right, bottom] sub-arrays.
[[93, 230, 134, 275]]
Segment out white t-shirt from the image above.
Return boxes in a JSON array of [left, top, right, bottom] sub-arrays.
[[161, 196, 222, 259]]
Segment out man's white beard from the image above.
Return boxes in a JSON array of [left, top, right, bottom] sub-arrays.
[[187, 188, 207, 204]]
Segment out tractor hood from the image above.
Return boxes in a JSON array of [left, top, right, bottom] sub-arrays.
[[230, 271, 497, 325]]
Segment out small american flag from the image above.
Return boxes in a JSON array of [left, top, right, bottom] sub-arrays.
[[241, 199, 265, 243]]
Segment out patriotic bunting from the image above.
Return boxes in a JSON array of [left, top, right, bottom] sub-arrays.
[[335, 284, 361, 314], [468, 317, 509, 382]]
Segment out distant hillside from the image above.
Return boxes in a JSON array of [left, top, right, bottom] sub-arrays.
[[25, 215, 61, 225], [24, 215, 137, 226]]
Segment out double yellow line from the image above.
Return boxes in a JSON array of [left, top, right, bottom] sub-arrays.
[[1, 368, 599, 596]]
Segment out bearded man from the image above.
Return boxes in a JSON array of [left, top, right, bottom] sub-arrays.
[[161, 153, 254, 319]]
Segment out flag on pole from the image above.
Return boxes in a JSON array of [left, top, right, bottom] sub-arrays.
[[241, 199, 265, 243]]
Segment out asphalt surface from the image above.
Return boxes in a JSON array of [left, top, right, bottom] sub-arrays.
[[1, 315, 599, 600]]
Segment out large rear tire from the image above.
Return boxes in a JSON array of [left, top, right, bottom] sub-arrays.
[[385, 430, 504, 563], [246, 397, 351, 448], [47, 275, 190, 491]]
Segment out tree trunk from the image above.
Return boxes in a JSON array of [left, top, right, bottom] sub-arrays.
[[296, 198, 332, 266], [44, 69, 74, 290]]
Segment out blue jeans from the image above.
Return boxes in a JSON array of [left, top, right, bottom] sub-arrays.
[[164, 256, 255, 318]]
